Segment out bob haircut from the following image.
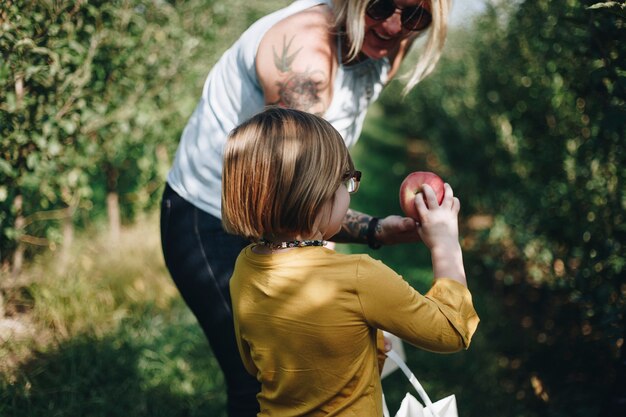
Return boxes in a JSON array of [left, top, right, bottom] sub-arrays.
[[332, 0, 451, 94], [222, 107, 354, 241]]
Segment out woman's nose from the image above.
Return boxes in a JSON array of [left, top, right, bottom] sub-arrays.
[[381, 10, 403, 35]]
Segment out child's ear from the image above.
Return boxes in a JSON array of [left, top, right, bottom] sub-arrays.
[[312, 200, 331, 234]]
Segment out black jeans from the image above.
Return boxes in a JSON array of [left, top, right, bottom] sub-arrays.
[[160, 184, 261, 416]]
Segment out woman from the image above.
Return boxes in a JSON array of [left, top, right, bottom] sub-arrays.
[[160, 1, 451, 415]]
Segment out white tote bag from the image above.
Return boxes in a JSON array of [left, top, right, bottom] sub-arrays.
[[382, 350, 458, 417], [380, 331, 406, 379]]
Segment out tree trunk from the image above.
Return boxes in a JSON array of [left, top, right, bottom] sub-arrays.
[[58, 211, 74, 271], [156, 144, 170, 179], [106, 165, 121, 242], [107, 192, 120, 242], [11, 195, 24, 277]]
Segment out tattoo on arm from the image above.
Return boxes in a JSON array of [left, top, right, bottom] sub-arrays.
[[331, 209, 371, 244], [270, 35, 328, 114], [274, 71, 327, 113]]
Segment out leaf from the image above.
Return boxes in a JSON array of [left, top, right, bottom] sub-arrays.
[[587, 1, 626, 18], [0, 159, 14, 176]]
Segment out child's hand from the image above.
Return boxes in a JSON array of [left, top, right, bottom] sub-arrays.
[[414, 183, 467, 285], [415, 183, 461, 252]]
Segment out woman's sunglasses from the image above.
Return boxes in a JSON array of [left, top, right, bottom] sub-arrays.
[[366, 0, 432, 32], [342, 170, 362, 194]]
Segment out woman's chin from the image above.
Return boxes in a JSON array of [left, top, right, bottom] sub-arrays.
[[360, 42, 392, 60]]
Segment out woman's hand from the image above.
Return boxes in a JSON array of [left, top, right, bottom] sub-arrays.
[[376, 215, 421, 245], [376, 184, 460, 246]]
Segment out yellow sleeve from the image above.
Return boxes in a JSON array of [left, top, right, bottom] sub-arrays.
[[424, 278, 480, 348], [355, 256, 479, 352]]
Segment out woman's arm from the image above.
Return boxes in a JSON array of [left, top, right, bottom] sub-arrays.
[[255, 5, 336, 115], [331, 209, 421, 246]]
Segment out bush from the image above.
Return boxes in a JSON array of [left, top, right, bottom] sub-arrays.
[[378, 0, 625, 414]]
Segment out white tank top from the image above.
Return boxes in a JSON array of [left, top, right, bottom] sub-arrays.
[[167, 0, 390, 218]]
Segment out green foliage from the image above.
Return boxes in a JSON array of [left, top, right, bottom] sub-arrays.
[[1, 0, 188, 261], [0, 0, 290, 265], [2, 0, 624, 415], [384, 0, 626, 331], [0, 216, 227, 416], [378, 0, 625, 413]]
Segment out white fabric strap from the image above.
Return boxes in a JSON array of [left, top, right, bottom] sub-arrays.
[[385, 350, 441, 417]]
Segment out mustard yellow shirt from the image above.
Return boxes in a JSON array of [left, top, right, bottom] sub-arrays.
[[230, 245, 479, 416]]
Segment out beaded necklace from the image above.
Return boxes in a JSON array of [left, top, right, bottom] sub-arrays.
[[258, 238, 327, 250]]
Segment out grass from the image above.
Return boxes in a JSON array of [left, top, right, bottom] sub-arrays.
[[0, 214, 227, 417]]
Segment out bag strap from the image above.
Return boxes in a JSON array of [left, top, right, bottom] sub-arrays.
[[385, 349, 441, 417]]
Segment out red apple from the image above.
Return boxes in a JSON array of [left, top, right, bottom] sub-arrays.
[[399, 171, 445, 220]]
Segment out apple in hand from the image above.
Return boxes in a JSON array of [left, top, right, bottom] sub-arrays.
[[399, 171, 445, 220]]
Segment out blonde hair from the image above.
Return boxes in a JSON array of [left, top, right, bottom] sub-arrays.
[[332, 0, 451, 94], [222, 107, 354, 241]]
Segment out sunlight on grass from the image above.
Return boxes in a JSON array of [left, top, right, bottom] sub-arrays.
[[10, 213, 177, 343], [0, 213, 227, 417]]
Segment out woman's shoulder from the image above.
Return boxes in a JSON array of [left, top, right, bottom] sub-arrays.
[[273, 3, 334, 34], [260, 4, 335, 54], [255, 3, 337, 112]]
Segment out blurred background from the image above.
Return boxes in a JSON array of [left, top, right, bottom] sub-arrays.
[[1, 1, 624, 416]]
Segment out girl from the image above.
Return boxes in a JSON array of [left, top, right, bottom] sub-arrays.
[[222, 107, 479, 416]]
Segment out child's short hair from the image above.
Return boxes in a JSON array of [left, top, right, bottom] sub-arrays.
[[222, 107, 354, 240]]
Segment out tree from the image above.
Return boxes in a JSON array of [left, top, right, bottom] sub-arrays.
[[0, 0, 291, 270], [379, 0, 625, 413]]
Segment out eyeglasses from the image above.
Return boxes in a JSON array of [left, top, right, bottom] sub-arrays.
[[366, 0, 432, 32], [342, 170, 362, 194]]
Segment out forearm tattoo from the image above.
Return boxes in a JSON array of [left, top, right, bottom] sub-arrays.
[[332, 209, 371, 244], [271, 35, 328, 115]]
